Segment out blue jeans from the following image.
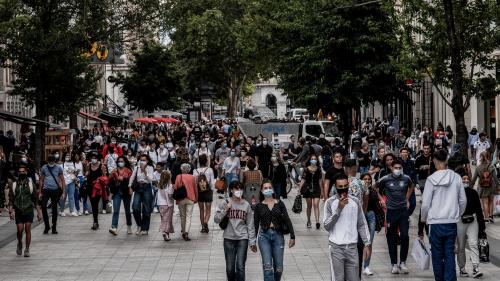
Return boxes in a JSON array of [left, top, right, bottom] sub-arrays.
[[364, 210, 376, 268], [224, 238, 248, 281], [225, 173, 239, 185], [132, 184, 153, 231], [273, 183, 283, 199], [59, 182, 76, 213], [75, 176, 89, 212], [112, 190, 132, 228], [258, 228, 285, 281], [430, 224, 457, 281]]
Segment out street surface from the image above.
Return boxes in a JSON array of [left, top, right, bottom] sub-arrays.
[[0, 188, 500, 281]]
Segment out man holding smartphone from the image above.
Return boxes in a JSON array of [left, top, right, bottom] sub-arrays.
[[376, 159, 414, 274], [323, 173, 371, 281]]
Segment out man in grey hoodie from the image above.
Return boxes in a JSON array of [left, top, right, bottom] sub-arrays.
[[421, 149, 467, 281]]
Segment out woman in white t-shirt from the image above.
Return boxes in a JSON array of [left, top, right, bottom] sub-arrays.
[[192, 141, 212, 168], [59, 152, 78, 217], [193, 154, 215, 233]]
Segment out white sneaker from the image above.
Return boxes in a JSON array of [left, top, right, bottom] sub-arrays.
[[135, 227, 141, 235], [127, 225, 132, 234], [77, 211, 83, 216], [399, 262, 409, 274], [70, 212, 78, 217], [141, 230, 148, 235], [59, 212, 66, 217], [109, 227, 118, 236], [363, 267, 374, 276], [102, 210, 106, 214], [391, 264, 400, 274], [84, 210, 89, 215], [154, 207, 159, 213]]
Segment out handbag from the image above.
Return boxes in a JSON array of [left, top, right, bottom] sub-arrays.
[[292, 194, 302, 213], [172, 174, 188, 200], [278, 201, 291, 235], [479, 238, 490, 263], [461, 214, 475, 224], [411, 238, 431, 270], [215, 178, 226, 192]]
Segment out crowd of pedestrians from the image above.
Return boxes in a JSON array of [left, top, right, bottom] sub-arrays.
[[1, 117, 499, 281]]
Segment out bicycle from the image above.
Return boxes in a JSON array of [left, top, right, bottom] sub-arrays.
[[285, 160, 301, 194]]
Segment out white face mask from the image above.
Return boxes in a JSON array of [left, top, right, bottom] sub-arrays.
[[234, 190, 243, 198], [91, 159, 98, 164]]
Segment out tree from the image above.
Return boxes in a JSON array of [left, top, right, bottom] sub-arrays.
[[114, 42, 183, 112], [396, 0, 500, 152], [0, 0, 164, 168], [270, 0, 403, 144], [165, 0, 275, 117]]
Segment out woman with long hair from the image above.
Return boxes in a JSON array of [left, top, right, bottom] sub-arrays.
[[299, 154, 323, 229], [254, 180, 295, 281], [194, 154, 215, 233], [129, 154, 155, 235], [108, 156, 133, 235], [471, 151, 499, 223]]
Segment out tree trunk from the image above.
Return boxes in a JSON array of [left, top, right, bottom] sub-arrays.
[[443, 0, 468, 155], [227, 77, 242, 118], [34, 101, 47, 170]]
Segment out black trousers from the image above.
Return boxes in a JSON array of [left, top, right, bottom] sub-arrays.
[[90, 195, 101, 224], [41, 189, 60, 229]]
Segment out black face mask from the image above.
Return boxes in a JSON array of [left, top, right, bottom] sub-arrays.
[[18, 173, 27, 180]]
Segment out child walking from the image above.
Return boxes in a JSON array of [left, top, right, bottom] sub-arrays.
[[157, 170, 174, 241]]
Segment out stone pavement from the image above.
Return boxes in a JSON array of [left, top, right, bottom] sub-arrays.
[[0, 189, 499, 281]]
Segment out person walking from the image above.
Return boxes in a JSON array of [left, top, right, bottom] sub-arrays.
[[268, 153, 287, 199], [421, 149, 467, 281], [193, 154, 214, 233], [39, 154, 65, 234], [323, 173, 371, 281], [59, 152, 78, 217], [86, 153, 107, 230], [174, 163, 198, 241], [470, 151, 498, 223], [299, 154, 323, 229], [214, 181, 257, 281], [376, 159, 413, 274], [360, 172, 382, 276], [108, 156, 133, 235], [455, 168, 485, 278], [129, 154, 155, 235], [254, 180, 295, 281], [157, 170, 175, 241], [8, 165, 40, 257]]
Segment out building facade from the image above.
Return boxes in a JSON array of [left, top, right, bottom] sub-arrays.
[[249, 78, 289, 119]]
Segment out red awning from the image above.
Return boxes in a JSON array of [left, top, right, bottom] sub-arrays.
[[79, 111, 109, 124], [135, 117, 159, 124]]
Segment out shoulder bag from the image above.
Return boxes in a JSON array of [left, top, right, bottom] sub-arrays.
[[278, 200, 291, 235], [47, 165, 63, 197], [172, 174, 188, 200]]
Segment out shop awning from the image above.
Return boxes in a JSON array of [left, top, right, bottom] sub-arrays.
[[0, 110, 57, 127], [79, 111, 109, 124], [98, 110, 127, 122]]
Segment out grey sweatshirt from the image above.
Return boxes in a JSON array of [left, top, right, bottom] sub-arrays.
[[214, 198, 256, 246], [421, 169, 467, 224]]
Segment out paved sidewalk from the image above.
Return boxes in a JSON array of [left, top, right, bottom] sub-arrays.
[[0, 189, 499, 280]]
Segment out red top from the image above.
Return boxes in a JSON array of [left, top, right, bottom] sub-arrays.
[[102, 144, 123, 157], [174, 174, 198, 204]]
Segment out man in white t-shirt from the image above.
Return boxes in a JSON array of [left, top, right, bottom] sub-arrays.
[[473, 132, 490, 165]]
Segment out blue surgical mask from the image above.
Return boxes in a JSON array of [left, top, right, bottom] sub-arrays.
[[393, 169, 402, 177], [310, 160, 317, 166], [262, 189, 274, 197]]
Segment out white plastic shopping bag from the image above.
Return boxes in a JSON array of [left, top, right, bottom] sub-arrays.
[[411, 238, 431, 270], [493, 195, 500, 216]]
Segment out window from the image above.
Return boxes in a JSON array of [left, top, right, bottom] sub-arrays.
[[305, 125, 322, 137]]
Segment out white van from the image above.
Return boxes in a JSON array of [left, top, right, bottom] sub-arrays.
[[287, 108, 309, 120]]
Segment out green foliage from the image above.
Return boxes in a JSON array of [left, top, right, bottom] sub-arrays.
[[114, 42, 183, 112], [271, 0, 403, 112], [396, 0, 500, 105], [165, 0, 276, 116]]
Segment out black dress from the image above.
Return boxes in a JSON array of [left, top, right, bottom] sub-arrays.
[[301, 167, 322, 198]]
